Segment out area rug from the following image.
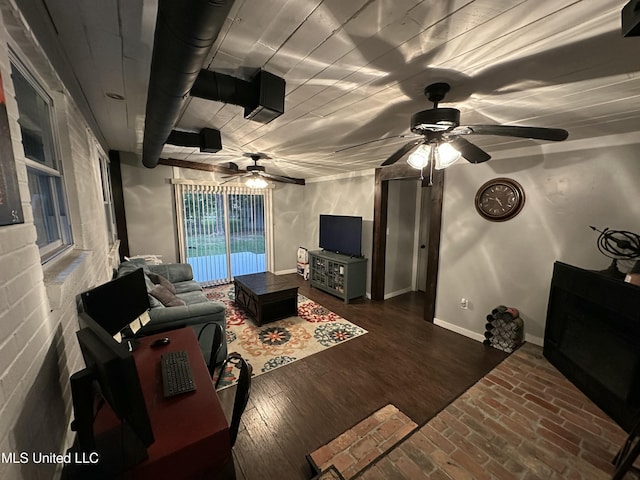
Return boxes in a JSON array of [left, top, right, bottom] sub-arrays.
[[205, 283, 368, 389]]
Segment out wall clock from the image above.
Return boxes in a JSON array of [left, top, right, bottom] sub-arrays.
[[475, 178, 525, 222]]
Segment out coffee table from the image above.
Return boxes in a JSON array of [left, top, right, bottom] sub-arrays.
[[233, 272, 298, 326]]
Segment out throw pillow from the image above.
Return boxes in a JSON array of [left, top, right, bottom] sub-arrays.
[[146, 272, 177, 294], [149, 285, 186, 307]]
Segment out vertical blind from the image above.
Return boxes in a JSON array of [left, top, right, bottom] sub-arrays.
[[175, 182, 272, 286]]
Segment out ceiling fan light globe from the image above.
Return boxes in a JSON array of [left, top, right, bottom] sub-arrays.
[[246, 177, 268, 189], [435, 142, 461, 169], [407, 145, 431, 169]]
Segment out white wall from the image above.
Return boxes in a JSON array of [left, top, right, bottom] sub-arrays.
[[436, 138, 640, 344], [0, 3, 116, 479], [271, 183, 306, 273], [303, 171, 375, 295], [119, 152, 179, 263], [118, 160, 307, 272]]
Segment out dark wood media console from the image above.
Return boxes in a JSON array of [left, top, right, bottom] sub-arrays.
[[234, 272, 298, 326]]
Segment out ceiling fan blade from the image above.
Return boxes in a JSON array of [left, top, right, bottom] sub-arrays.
[[220, 173, 251, 184], [381, 139, 424, 166], [221, 170, 249, 177], [260, 171, 306, 185], [449, 137, 491, 164], [336, 134, 422, 153], [454, 125, 569, 141]]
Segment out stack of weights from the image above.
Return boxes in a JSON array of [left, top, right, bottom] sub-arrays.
[[484, 305, 524, 353]]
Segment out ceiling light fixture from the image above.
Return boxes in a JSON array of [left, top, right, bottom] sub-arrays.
[[406, 142, 461, 170], [406, 144, 431, 169], [434, 142, 461, 169], [246, 176, 268, 189]]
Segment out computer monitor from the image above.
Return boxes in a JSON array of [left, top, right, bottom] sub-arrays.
[[80, 268, 150, 337], [69, 312, 154, 475]]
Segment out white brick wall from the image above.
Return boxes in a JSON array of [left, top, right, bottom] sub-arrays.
[[0, 3, 118, 479]]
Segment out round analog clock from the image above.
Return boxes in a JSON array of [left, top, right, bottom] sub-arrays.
[[475, 178, 525, 221]]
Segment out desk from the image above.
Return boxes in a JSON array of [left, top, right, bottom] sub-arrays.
[[99, 328, 234, 479]]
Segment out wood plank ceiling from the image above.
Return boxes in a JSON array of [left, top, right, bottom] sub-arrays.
[[38, 0, 640, 179]]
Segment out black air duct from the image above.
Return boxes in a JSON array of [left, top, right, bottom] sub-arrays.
[[622, 0, 640, 37], [167, 128, 222, 153], [142, 0, 236, 168], [191, 69, 286, 123]]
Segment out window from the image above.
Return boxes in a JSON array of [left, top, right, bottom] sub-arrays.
[[175, 183, 272, 286], [11, 57, 72, 261], [98, 154, 117, 245]]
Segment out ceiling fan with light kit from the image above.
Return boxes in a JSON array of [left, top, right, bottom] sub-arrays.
[[219, 153, 305, 188], [341, 82, 569, 183]]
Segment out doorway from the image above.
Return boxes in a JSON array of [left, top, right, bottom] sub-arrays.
[[372, 165, 444, 322], [384, 178, 422, 299]]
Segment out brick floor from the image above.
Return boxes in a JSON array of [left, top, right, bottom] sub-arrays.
[[308, 404, 418, 479], [312, 343, 639, 479], [356, 343, 635, 479]]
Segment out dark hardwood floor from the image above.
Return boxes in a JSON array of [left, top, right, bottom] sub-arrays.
[[216, 274, 508, 480]]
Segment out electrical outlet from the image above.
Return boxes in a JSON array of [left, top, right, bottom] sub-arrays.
[[460, 298, 469, 309]]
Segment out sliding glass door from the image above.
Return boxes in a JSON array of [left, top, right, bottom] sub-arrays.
[[176, 183, 271, 285]]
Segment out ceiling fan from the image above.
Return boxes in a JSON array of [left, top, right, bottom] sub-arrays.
[[346, 82, 569, 172], [220, 153, 305, 187]]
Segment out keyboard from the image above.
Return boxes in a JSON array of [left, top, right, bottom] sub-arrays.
[[161, 350, 196, 397]]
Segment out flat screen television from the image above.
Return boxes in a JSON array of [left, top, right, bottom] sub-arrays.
[[69, 312, 154, 476], [319, 214, 362, 257], [80, 268, 150, 337]]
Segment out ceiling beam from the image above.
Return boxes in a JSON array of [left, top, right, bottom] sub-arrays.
[[158, 158, 241, 175]]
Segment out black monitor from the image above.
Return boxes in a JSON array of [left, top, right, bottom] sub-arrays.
[[69, 312, 154, 476], [80, 268, 150, 337]]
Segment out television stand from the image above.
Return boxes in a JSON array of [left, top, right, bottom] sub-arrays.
[[309, 250, 367, 303]]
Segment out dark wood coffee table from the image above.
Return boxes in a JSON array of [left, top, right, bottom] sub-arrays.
[[233, 272, 298, 326]]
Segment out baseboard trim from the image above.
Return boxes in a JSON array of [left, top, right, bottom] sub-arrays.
[[383, 287, 413, 300], [275, 268, 297, 275], [433, 318, 485, 343], [524, 333, 543, 346], [433, 318, 545, 347]]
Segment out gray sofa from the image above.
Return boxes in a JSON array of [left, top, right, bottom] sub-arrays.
[[117, 258, 227, 366]]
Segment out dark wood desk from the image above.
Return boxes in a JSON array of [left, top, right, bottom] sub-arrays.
[[99, 328, 234, 479], [234, 272, 298, 325]]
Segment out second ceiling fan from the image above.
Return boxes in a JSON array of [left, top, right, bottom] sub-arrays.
[[375, 82, 569, 169], [221, 153, 305, 187]]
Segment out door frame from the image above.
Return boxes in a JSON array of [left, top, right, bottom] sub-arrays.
[[371, 164, 444, 322]]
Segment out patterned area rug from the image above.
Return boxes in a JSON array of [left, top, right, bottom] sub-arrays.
[[205, 283, 368, 389]]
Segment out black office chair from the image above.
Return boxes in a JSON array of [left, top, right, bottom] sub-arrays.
[[215, 355, 252, 447], [198, 322, 225, 378]]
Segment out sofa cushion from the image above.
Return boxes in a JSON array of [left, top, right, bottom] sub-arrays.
[[147, 272, 177, 294], [149, 284, 186, 307], [147, 300, 226, 323], [174, 280, 203, 295], [177, 290, 211, 305], [148, 263, 194, 283]]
